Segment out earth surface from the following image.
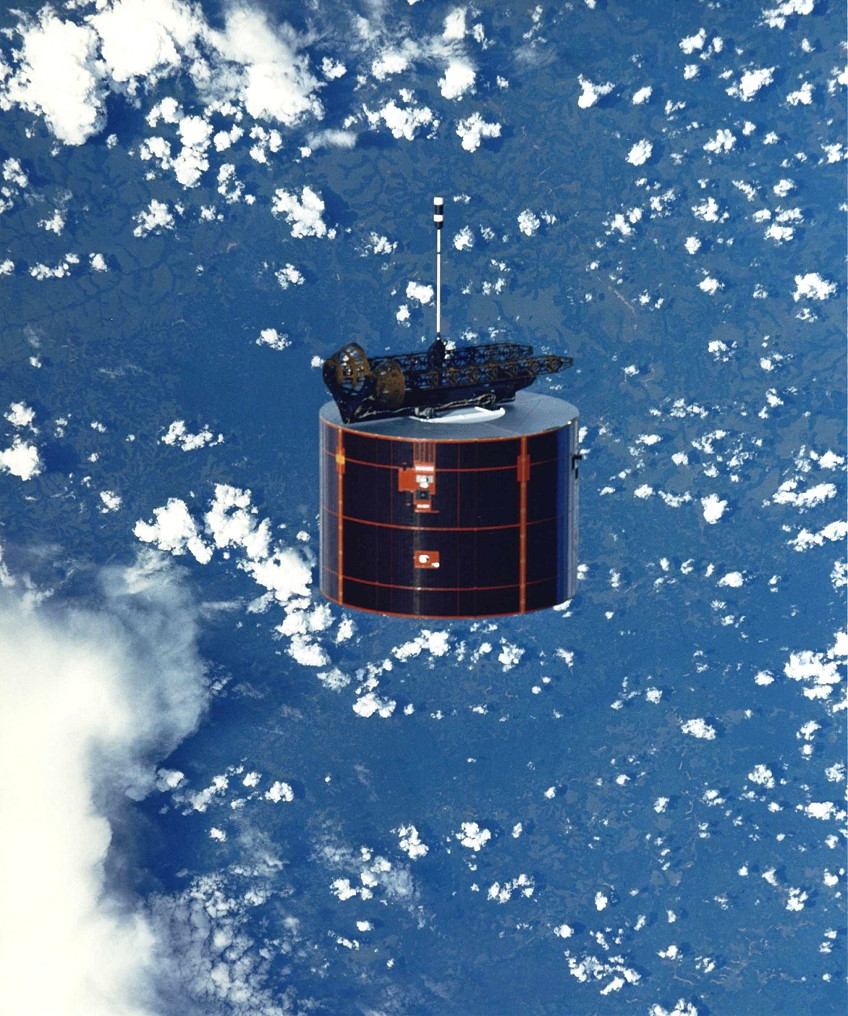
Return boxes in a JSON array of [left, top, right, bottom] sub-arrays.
[[0, 2, 845, 1015]]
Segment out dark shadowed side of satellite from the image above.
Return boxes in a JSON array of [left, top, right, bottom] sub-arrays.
[[319, 198, 580, 619]]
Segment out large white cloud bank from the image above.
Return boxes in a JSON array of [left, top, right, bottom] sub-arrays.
[[0, 549, 209, 1016]]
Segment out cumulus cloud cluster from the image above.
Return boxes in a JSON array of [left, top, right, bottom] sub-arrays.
[[160, 419, 223, 451], [134, 483, 312, 607], [456, 111, 501, 152], [0, 436, 42, 480], [0, 1, 324, 146], [364, 97, 436, 140], [132, 485, 344, 670], [366, 4, 479, 102], [271, 185, 332, 238]]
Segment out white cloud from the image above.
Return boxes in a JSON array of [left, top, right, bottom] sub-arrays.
[[3, 12, 106, 146], [39, 208, 65, 234], [406, 281, 434, 304], [206, 6, 323, 127], [698, 275, 723, 295], [364, 99, 435, 141], [5, 402, 35, 429], [98, 487, 121, 512], [727, 67, 775, 101], [393, 629, 449, 660], [362, 233, 397, 256], [789, 520, 847, 551], [265, 780, 294, 803], [306, 128, 357, 150], [488, 873, 534, 903], [799, 801, 837, 820], [765, 223, 795, 243], [275, 264, 304, 289], [353, 689, 396, 718], [626, 139, 653, 165], [0, 437, 42, 480], [498, 641, 524, 670], [772, 479, 836, 509], [701, 493, 727, 523], [160, 420, 222, 451], [147, 96, 182, 126], [271, 185, 330, 238], [397, 824, 429, 858], [717, 571, 744, 587], [134, 497, 213, 563], [748, 764, 775, 788], [786, 81, 813, 105], [649, 1002, 700, 1016], [443, 7, 468, 40], [792, 272, 836, 301], [171, 114, 212, 187], [90, 0, 202, 86], [679, 28, 707, 54], [763, 0, 817, 30], [703, 129, 736, 153], [577, 75, 614, 108], [133, 199, 175, 237], [29, 253, 81, 280], [456, 111, 501, 152], [1, 2, 323, 146], [518, 209, 541, 235], [99, 490, 122, 513], [439, 59, 476, 100], [371, 47, 415, 81], [136, 486, 318, 670], [0, 552, 208, 1016], [2, 157, 28, 189], [288, 634, 330, 667], [607, 207, 643, 236], [680, 718, 717, 740], [456, 821, 491, 850], [691, 196, 723, 222], [256, 328, 291, 351], [784, 642, 844, 700]]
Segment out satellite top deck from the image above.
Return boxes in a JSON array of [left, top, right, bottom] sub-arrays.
[[323, 198, 573, 424]]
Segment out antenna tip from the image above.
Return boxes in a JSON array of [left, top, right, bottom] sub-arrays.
[[433, 196, 444, 227]]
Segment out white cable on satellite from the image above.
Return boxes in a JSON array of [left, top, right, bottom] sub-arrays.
[[433, 196, 444, 341]]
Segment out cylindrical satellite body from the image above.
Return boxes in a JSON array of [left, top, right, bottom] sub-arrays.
[[320, 391, 579, 619]]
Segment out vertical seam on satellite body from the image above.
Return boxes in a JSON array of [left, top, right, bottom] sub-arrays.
[[336, 428, 345, 601], [518, 436, 529, 614]]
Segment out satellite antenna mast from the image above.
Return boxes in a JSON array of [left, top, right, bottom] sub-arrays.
[[433, 196, 443, 342]]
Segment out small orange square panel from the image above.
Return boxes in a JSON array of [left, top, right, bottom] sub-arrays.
[[413, 550, 440, 569]]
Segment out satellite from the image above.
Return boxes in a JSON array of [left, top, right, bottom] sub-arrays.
[[323, 198, 573, 424], [319, 198, 580, 619]]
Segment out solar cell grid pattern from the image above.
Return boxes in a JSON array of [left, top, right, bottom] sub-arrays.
[[320, 398, 578, 616]]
